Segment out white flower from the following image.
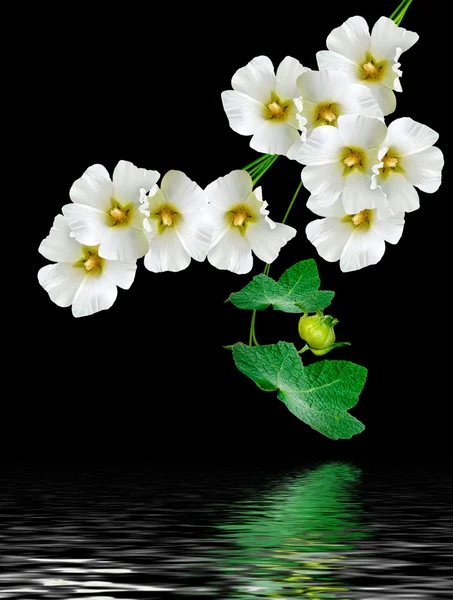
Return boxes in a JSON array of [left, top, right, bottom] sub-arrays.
[[305, 197, 405, 272], [140, 170, 211, 273], [62, 160, 159, 262], [221, 56, 310, 155], [205, 170, 296, 274], [287, 70, 383, 159], [317, 16, 418, 116], [38, 215, 136, 317], [371, 117, 444, 214], [296, 114, 387, 214]]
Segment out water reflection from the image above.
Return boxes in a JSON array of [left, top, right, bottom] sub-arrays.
[[215, 462, 368, 597], [0, 461, 451, 598]]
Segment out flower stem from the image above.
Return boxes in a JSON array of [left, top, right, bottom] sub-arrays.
[[248, 309, 259, 346], [252, 155, 279, 186], [281, 179, 303, 225], [242, 154, 271, 171], [390, 0, 413, 24]]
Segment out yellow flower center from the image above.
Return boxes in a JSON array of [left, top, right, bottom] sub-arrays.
[[232, 208, 250, 227], [317, 104, 337, 124], [382, 154, 399, 170], [362, 61, 382, 80], [109, 207, 129, 224], [267, 101, 286, 119], [84, 252, 102, 271], [343, 151, 363, 168], [158, 207, 175, 227], [351, 210, 371, 227]]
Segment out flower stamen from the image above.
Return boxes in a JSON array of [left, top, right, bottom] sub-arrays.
[[362, 61, 382, 80], [110, 207, 129, 224], [317, 104, 337, 124], [382, 154, 399, 170], [351, 209, 370, 227], [268, 101, 286, 119], [232, 208, 250, 227], [84, 252, 102, 271], [343, 151, 363, 168], [158, 207, 175, 227]]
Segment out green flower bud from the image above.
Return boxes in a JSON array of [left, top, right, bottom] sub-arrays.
[[298, 311, 338, 350]]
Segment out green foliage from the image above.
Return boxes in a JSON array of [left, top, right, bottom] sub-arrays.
[[231, 341, 366, 440], [228, 259, 334, 313]]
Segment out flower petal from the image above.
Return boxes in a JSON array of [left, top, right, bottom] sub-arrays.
[[337, 113, 387, 149], [38, 214, 83, 263], [62, 203, 111, 246], [402, 147, 444, 193], [276, 56, 309, 100], [102, 259, 137, 290], [325, 16, 370, 63], [378, 173, 420, 213], [250, 121, 300, 155], [365, 82, 396, 116], [385, 117, 439, 156], [38, 263, 84, 308], [316, 50, 359, 78], [161, 170, 207, 213], [307, 195, 347, 218], [306, 217, 352, 263], [246, 220, 296, 264], [71, 272, 118, 318], [205, 170, 252, 210], [297, 69, 347, 105], [208, 227, 253, 274], [98, 226, 149, 261], [340, 226, 385, 272], [296, 125, 343, 165], [347, 83, 384, 121], [370, 212, 405, 244], [144, 230, 191, 273], [302, 163, 344, 206], [69, 164, 113, 210], [112, 160, 160, 205], [343, 171, 387, 213], [231, 56, 276, 103], [370, 17, 419, 60], [175, 215, 211, 263], [221, 90, 264, 135]]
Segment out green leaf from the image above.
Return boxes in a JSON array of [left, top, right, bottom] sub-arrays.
[[232, 341, 366, 440], [228, 259, 334, 313]]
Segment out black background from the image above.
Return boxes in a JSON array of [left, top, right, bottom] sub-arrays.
[[18, 1, 448, 463]]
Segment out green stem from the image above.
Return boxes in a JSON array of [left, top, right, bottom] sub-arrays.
[[248, 309, 258, 346], [242, 154, 271, 171], [389, 0, 410, 20], [252, 155, 279, 186], [282, 180, 303, 225], [298, 344, 310, 355], [390, 0, 413, 23]]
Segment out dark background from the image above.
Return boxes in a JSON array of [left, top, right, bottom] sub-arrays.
[[17, 1, 448, 463]]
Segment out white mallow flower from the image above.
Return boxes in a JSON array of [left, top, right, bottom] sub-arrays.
[[38, 215, 136, 317], [139, 170, 211, 273], [205, 170, 296, 274], [317, 16, 418, 116], [62, 160, 160, 261], [221, 55, 309, 155], [287, 70, 383, 159], [371, 117, 444, 214], [296, 114, 387, 214], [305, 197, 405, 272]]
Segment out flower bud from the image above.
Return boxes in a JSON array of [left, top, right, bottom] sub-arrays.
[[298, 311, 338, 350]]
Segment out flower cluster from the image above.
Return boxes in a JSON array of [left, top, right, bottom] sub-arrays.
[[38, 163, 296, 316], [222, 16, 444, 271]]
